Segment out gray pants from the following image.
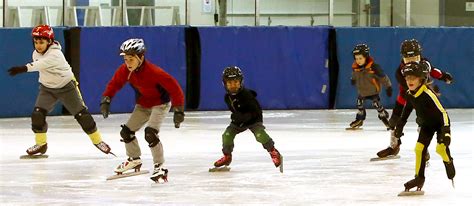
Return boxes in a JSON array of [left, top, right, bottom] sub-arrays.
[[124, 103, 171, 165], [35, 81, 86, 115]]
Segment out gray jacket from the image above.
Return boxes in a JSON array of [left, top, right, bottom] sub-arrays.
[[351, 58, 391, 97]]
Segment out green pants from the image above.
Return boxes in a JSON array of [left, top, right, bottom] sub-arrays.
[[221, 122, 274, 154]]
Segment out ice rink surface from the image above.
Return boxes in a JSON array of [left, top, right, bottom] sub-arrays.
[[1, 109, 472, 205]]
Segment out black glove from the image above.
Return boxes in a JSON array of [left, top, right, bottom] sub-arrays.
[[386, 87, 393, 97], [173, 106, 185, 128], [100, 96, 111, 119], [393, 120, 407, 138], [441, 72, 453, 84], [8, 65, 28, 76], [351, 78, 356, 86], [438, 126, 451, 146]]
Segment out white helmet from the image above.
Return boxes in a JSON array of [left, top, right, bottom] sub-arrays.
[[119, 38, 146, 56]]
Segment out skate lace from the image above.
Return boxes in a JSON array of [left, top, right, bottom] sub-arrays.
[[270, 150, 280, 159], [217, 156, 229, 164], [28, 145, 41, 152]]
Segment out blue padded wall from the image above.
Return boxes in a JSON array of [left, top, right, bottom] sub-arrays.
[[0, 28, 65, 117], [198, 26, 330, 110], [78, 27, 187, 114], [335, 27, 474, 108]]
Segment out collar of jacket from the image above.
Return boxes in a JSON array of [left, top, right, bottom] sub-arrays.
[[407, 84, 427, 98], [352, 56, 374, 71]]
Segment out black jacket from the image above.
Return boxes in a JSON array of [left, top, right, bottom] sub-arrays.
[[398, 85, 450, 130], [224, 88, 263, 127]]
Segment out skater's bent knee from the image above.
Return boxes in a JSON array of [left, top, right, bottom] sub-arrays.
[[120, 125, 136, 143], [31, 107, 47, 132], [74, 108, 97, 134], [144, 127, 160, 147]]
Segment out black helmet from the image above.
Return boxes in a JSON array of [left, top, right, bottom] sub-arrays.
[[222, 66, 244, 92], [401, 61, 428, 79], [401, 39, 422, 58], [352, 44, 370, 58]]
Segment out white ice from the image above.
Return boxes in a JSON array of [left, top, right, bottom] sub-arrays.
[[1, 109, 473, 205]]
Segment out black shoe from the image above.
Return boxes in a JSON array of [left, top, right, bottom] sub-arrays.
[[349, 119, 363, 128], [444, 160, 455, 179], [404, 176, 425, 191], [377, 146, 400, 158]]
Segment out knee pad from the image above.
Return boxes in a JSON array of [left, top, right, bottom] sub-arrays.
[[120, 125, 136, 143], [144, 127, 160, 147], [74, 108, 97, 134], [31, 107, 48, 133]]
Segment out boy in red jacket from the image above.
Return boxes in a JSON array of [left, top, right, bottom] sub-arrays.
[[100, 38, 185, 183]]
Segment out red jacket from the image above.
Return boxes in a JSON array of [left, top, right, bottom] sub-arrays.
[[103, 60, 184, 108]]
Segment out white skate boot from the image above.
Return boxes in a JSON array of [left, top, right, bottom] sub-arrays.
[[150, 163, 168, 183], [114, 157, 142, 175]]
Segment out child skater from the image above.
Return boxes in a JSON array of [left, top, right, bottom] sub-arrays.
[[210, 66, 283, 172]]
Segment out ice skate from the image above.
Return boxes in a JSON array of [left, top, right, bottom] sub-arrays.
[[209, 154, 232, 172], [114, 157, 143, 174], [150, 163, 169, 183], [398, 176, 425, 196], [443, 160, 455, 187], [107, 157, 148, 180], [94, 141, 116, 156], [20, 144, 49, 159], [269, 148, 283, 173], [346, 119, 363, 130], [373, 131, 401, 161]]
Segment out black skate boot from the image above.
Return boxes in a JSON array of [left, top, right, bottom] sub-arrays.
[[404, 176, 425, 191], [377, 130, 401, 158], [150, 163, 168, 183], [349, 119, 363, 129], [214, 154, 232, 167], [376, 146, 400, 158], [94, 141, 116, 156], [26, 143, 48, 155], [443, 160, 455, 180]]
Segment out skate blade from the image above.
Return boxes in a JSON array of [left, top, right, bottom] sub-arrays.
[[398, 190, 424, 196], [370, 155, 400, 162], [345, 127, 362, 131], [278, 155, 284, 173], [19, 154, 49, 159], [106, 170, 149, 180], [151, 176, 168, 184], [209, 166, 231, 172]]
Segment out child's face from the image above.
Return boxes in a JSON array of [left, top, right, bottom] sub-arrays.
[[123, 55, 142, 71], [34, 38, 50, 53], [405, 75, 422, 91], [403, 55, 421, 64], [225, 79, 241, 94], [354, 54, 366, 66]]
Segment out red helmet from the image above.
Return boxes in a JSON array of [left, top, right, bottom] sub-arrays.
[[31, 25, 54, 40]]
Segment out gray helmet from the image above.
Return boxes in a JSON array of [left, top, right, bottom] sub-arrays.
[[119, 38, 146, 56]]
